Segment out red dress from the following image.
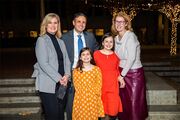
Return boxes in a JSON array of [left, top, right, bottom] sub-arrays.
[[94, 50, 122, 116]]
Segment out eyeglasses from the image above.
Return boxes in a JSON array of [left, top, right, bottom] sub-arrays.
[[114, 20, 126, 24]]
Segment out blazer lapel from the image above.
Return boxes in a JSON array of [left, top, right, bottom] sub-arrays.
[[84, 32, 88, 47], [67, 30, 75, 63]]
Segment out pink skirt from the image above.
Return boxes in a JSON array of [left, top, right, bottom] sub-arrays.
[[118, 67, 148, 120]]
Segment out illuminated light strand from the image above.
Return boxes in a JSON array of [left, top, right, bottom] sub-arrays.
[[159, 4, 180, 56], [112, 7, 137, 21], [101, 0, 179, 56]]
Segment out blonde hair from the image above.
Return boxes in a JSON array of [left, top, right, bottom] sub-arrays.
[[111, 12, 133, 35], [40, 13, 62, 38]]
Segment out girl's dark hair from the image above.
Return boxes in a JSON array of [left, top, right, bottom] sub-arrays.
[[101, 32, 115, 50], [76, 47, 95, 72]]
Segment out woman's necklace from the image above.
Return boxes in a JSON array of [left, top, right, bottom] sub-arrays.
[[101, 49, 112, 59]]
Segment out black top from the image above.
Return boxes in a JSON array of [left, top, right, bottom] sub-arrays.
[[47, 32, 64, 76]]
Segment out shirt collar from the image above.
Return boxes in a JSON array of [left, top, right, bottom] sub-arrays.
[[73, 29, 83, 37]]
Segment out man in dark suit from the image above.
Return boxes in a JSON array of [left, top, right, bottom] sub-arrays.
[[61, 12, 99, 120]]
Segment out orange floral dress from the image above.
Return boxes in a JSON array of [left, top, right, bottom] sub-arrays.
[[72, 66, 104, 120], [94, 50, 123, 116]]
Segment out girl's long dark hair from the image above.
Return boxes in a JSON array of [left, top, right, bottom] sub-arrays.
[[76, 47, 95, 72]]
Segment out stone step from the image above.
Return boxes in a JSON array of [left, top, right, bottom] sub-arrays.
[[0, 107, 41, 120], [0, 78, 42, 119], [0, 105, 179, 120], [0, 96, 40, 104], [0, 93, 37, 97], [0, 108, 65, 120], [147, 90, 177, 105], [144, 66, 180, 71], [143, 65, 180, 83], [0, 78, 35, 86], [142, 62, 171, 66], [0, 103, 41, 108], [0, 86, 36, 94], [0, 73, 178, 120], [0, 113, 42, 120], [168, 77, 180, 83], [145, 72, 177, 105], [0, 72, 177, 105], [147, 105, 180, 120], [155, 71, 180, 77], [0, 107, 41, 115]]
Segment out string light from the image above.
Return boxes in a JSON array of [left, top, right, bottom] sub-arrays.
[[112, 7, 137, 21], [159, 4, 180, 56], [129, 7, 137, 20], [90, 0, 179, 56]]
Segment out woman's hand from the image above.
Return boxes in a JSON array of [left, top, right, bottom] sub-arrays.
[[118, 76, 125, 88], [59, 75, 69, 86]]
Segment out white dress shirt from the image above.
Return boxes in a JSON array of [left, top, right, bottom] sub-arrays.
[[73, 30, 86, 68], [115, 31, 142, 77]]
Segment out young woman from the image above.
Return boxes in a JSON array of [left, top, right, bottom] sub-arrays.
[[111, 12, 148, 120], [72, 47, 104, 120], [94, 33, 125, 120]]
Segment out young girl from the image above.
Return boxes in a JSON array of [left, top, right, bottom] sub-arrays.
[[94, 33, 125, 120], [72, 47, 104, 120]]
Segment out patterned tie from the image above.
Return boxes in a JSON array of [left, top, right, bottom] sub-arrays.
[[78, 35, 83, 55]]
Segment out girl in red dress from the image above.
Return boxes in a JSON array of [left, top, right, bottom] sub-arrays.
[[94, 33, 125, 120]]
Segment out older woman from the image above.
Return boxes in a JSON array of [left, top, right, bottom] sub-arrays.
[[111, 12, 148, 120]]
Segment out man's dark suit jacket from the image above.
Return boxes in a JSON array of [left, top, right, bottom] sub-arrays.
[[61, 30, 99, 67]]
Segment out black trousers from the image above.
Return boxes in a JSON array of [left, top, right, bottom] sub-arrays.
[[39, 92, 67, 120]]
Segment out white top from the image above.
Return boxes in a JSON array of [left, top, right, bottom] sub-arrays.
[[73, 29, 86, 68], [114, 31, 142, 77]]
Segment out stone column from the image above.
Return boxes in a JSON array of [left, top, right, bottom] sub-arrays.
[[164, 16, 169, 45], [40, 0, 45, 21], [158, 14, 163, 44]]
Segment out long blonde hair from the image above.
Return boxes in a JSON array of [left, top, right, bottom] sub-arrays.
[[111, 12, 133, 35], [40, 13, 62, 38]]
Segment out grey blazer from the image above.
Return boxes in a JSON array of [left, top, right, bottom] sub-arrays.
[[32, 34, 71, 93], [61, 30, 99, 66]]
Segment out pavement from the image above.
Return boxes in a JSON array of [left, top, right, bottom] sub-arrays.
[[0, 46, 179, 78]]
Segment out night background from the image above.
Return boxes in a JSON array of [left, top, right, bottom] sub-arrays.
[[0, 0, 180, 78], [0, 0, 180, 120], [0, 0, 180, 48]]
